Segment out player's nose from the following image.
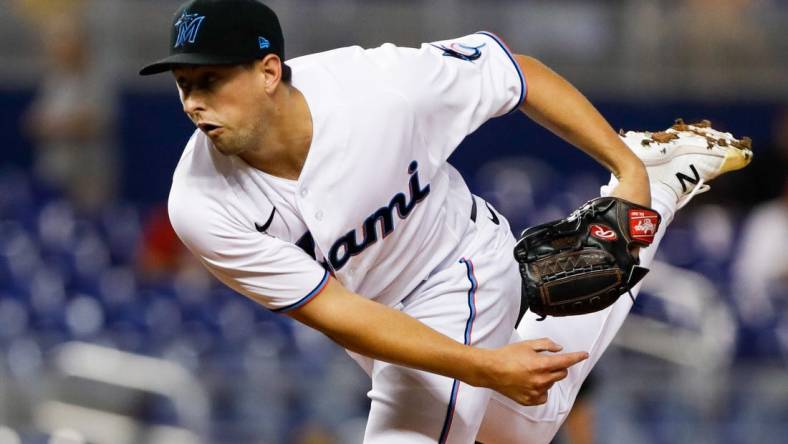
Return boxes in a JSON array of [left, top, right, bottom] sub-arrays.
[[181, 93, 206, 115]]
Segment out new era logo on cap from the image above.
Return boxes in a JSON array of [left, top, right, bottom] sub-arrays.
[[258, 37, 270, 49]]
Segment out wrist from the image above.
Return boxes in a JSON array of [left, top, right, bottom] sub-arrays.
[[613, 157, 647, 181], [462, 347, 501, 389], [610, 176, 651, 207]]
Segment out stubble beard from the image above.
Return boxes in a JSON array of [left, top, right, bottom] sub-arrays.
[[212, 123, 260, 157]]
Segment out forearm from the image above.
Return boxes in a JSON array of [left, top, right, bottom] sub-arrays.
[[514, 55, 650, 205], [289, 277, 588, 406], [289, 278, 491, 386]]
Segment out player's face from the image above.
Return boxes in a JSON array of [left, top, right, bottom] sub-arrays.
[[173, 64, 270, 156]]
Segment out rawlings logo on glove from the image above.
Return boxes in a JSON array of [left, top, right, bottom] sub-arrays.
[[590, 224, 617, 241], [514, 197, 661, 323], [629, 209, 659, 242]]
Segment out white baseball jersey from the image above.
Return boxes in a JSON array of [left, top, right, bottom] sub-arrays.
[[169, 32, 525, 312], [167, 30, 678, 444]]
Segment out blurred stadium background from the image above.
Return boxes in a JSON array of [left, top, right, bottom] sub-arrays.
[[1, 0, 787, 443]]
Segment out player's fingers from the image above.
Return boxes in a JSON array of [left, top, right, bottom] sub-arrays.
[[542, 351, 589, 371], [547, 368, 569, 384], [520, 393, 549, 406], [531, 368, 567, 389], [526, 337, 563, 353]]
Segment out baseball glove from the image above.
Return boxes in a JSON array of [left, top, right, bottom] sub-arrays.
[[514, 196, 661, 323]]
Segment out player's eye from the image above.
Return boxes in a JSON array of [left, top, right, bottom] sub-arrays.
[[175, 78, 191, 92], [196, 74, 219, 90]]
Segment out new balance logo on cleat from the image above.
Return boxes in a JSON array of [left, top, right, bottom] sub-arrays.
[[676, 164, 700, 193]]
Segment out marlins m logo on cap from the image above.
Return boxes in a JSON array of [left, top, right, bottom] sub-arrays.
[[140, 0, 291, 78], [174, 12, 206, 48]]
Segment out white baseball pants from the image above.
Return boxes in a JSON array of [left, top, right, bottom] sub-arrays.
[[355, 186, 678, 444]]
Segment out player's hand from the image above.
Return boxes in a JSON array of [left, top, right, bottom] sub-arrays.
[[482, 338, 588, 406]]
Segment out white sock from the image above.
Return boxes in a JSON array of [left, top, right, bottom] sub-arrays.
[[649, 183, 678, 226]]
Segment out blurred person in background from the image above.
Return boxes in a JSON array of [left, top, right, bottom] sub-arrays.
[[732, 109, 788, 329], [19, 2, 118, 213], [135, 203, 190, 282]]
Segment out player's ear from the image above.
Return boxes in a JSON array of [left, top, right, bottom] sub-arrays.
[[258, 54, 283, 93]]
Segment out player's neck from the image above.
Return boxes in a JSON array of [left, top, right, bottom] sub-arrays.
[[240, 85, 313, 180]]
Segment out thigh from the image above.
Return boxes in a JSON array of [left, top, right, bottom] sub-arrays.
[[363, 221, 521, 444], [476, 309, 616, 444]]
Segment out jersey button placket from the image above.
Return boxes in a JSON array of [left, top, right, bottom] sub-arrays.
[[315, 210, 324, 221]]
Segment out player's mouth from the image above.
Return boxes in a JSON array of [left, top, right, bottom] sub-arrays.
[[198, 123, 223, 137]]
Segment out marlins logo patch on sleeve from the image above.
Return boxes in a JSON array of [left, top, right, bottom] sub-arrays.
[[431, 42, 485, 62]]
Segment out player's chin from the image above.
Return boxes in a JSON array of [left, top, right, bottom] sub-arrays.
[[212, 140, 242, 156]]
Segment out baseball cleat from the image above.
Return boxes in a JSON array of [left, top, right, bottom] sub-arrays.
[[619, 119, 753, 208]]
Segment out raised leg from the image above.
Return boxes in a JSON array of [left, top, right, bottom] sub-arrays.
[[477, 119, 752, 444]]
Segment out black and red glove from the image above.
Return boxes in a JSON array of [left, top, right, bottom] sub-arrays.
[[514, 197, 661, 323]]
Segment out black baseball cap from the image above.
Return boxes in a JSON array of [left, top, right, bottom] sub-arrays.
[[139, 0, 290, 78]]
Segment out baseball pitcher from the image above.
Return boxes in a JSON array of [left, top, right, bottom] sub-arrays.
[[140, 1, 752, 442]]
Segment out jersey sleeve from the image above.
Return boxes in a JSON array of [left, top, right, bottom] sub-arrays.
[[367, 32, 526, 156], [168, 192, 329, 313]]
